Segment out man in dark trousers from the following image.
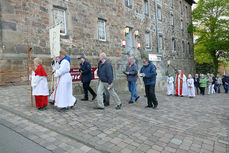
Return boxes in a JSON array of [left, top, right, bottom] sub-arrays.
[[140, 58, 158, 109], [78, 56, 97, 101]]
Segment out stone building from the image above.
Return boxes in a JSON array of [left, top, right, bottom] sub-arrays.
[[0, 0, 195, 94]]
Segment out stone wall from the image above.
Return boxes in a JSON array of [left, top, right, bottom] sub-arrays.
[[0, 0, 195, 94]]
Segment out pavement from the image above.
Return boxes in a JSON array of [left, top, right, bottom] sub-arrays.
[[0, 85, 228, 153]]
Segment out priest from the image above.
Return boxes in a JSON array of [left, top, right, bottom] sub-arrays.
[[175, 70, 188, 96]]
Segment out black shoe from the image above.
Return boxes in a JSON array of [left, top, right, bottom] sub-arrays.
[[92, 95, 97, 101], [129, 101, 134, 104], [116, 104, 122, 110], [70, 100, 77, 109], [135, 96, 140, 102], [145, 106, 152, 108], [81, 98, 88, 101]]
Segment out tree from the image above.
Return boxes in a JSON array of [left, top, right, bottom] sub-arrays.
[[192, 0, 229, 74]]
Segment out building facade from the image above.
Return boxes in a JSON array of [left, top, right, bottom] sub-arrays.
[[0, 0, 195, 93]]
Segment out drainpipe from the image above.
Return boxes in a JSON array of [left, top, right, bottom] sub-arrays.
[[154, 0, 159, 53]]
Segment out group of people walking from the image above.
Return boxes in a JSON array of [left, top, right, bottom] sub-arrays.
[[167, 71, 229, 98], [31, 52, 159, 111]]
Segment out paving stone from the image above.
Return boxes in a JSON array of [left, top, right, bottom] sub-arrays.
[[0, 86, 229, 153]]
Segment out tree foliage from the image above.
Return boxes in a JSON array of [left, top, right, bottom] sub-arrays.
[[192, 0, 229, 74]]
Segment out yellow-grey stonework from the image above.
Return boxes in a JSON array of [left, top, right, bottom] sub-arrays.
[[0, 0, 195, 94]]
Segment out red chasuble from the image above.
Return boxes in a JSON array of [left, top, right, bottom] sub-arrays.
[[176, 73, 183, 95]]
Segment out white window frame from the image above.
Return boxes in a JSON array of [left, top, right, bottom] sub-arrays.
[[170, 0, 173, 8], [158, 35, 163, 50], [170, 13, 174, 26], [98, 19, 106, 41], [145, 32, 150, 48], [53, 7, 67, 36], [144, 0, 149, 15], [157, 5, 162, 21]]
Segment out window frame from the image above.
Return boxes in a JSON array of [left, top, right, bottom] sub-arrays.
[[145, 32, 151, 48], [181, 19, 183, 31], [187, 42, 191, 55], [170, 13, 174, 26], [53, 6, 67, 36], [185, 6, 188, 18], [144, 0, 149, 15], [125, 0, 132, 8], [179, 1, 183, 15], [182, 40, 185, 53], [98, 19, 106, 42], [158, 34, 163, 50], [170, 0, 173, 8], [157, 5, 162, 21], [172, 37, 176, 52]]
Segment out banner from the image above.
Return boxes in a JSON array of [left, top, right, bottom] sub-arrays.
[[70, 68, 99, 82], [49, 25, 60, 58]]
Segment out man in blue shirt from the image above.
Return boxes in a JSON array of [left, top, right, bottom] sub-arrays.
[[140, 58, 158, 109], [79, 56, 96, 101], [124, 57, 140, 104]]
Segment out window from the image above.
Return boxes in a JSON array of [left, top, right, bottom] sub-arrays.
[[144, 0, 149, 15], [185, 6, 188, 18], [125, 0, 132, 8], [98, 19, 106, 41], [53, 7, 67, 35], [145, 32, 150, 48], [170, 14, 174, 26], [172, 37, 176, 51], [181, 19, 183, 31], [187, 42, 191, 55], [158, 35, 163, 50], [179, 1, 183, 15], [157, 6, 162, 21], [182, 41, 185, 53], [170, 0, 173, 8]]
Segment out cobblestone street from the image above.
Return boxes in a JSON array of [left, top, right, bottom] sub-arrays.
[[0, 85, 228, 153]]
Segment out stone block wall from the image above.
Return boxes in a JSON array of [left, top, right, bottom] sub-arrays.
[[0, 0, 195, 94]]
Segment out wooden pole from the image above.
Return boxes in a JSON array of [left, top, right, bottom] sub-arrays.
[[27, 41, 33, 107]]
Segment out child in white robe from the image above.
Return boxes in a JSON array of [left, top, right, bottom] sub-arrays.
[[187, 74, 195, 98], [31, 58, 49, 110], [167, 73, 174, 96]]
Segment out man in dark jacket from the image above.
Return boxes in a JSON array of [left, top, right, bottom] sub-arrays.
[[96, 52, 122, 109], [140, 58, 158, 109], [125, 57, 140, 104], [79, 56, 96, 101]]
